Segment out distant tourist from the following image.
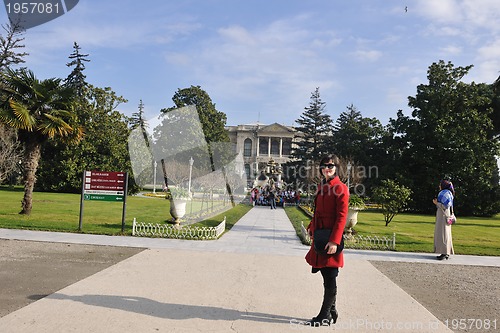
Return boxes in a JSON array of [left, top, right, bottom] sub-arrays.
[[250, 188, 257, 206], [269, 188, 276, 209], [305, 154, 348, 326], [432, 179, 455, 260]]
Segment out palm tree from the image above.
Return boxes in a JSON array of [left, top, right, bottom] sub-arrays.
[[0, 68, 83, 215]]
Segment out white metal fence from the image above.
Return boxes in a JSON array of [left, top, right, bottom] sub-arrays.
[[301, 222, 396, 250], [132, 217, 226, 240]]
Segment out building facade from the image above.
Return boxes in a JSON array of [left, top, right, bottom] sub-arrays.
[[226, 123, 296, 186]]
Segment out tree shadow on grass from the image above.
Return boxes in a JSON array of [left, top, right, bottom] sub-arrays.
[[0, 186, 24, 192]]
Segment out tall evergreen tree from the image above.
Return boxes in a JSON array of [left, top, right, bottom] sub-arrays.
[[291, 87, 333, 162], [64, 42, 89, 97], [285, 88, 333, 193], [130, 99, 150, 147], [331, 104, 386, 192]]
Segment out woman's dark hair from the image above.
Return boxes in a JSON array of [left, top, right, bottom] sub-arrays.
[[440, 179, 455, 196], [319, 154, 341, 177]]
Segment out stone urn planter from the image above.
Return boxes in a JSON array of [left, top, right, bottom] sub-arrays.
[[169, 198, 188, 224], [168, 187, 190, 225], [345, 207, 361, 236], [345, 195, 366, 237]]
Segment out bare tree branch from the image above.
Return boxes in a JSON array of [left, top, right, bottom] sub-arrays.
[[0, 19, 29, 71], [0, 124, 23, 184]]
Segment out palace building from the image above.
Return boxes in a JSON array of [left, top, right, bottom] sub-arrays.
[[226, 123, 297, 186]]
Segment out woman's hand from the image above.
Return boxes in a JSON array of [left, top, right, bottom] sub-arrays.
[[325, 242, 338, 255], [432, 198, 437, 205]]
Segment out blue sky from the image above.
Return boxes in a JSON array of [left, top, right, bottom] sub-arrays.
[[1, 0, 499, 127]]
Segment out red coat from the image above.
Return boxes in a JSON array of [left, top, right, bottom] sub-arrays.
[[305, 176, 349, 268]]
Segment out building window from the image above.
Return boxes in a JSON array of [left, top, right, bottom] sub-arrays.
[[244, 164, 251, 179], [271, 137, 280, 155], [243, 138, 252, 157], [259, 137, 268, 155], [282, 138, 292, 156]]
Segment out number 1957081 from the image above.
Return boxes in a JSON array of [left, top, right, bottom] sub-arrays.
[[445, 319, 497, 330], [6, 2, 61, 14]]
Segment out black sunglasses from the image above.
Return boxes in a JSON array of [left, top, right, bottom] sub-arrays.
[[320, 164, 336, 169]]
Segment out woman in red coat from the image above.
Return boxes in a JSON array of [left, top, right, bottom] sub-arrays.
[[305, 154, 349, 326]]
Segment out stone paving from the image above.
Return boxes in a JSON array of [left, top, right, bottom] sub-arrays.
[[1, 206, 498, 332]]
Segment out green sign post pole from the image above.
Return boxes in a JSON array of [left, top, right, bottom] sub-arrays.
[[79, 172, 85, 231], [121, 173, 128, 233]]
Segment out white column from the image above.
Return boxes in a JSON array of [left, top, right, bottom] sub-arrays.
[[268, 137, 271, 156], [256, 137, 260, 157], [279, 138, 283, 157]]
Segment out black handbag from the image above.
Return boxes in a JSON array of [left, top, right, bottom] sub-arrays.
[[314, 229, 344, 255]]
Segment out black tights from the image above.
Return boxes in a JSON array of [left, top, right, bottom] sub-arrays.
[[320, 267, 338, 289]]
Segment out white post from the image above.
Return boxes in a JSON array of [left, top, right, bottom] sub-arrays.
[[188, 157, 194, 196], [153, 160, 157, 193]]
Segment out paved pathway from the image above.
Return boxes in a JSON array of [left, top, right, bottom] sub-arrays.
[[1, 206, 497, 266], [0, 206, 499, 332]]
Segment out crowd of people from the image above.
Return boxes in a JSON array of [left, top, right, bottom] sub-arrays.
[[250, 186, 301, 208]]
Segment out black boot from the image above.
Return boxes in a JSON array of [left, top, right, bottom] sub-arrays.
[[308, 287, 336, 327], [329, 287, 338, 324]]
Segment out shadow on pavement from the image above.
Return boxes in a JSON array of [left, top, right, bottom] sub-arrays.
[[48, 293, 295, 324]]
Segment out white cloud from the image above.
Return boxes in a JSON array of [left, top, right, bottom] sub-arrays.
[[423, 25, 462, 38], [352, 49, 382, 62], [416, 0, 500, 31], [160, 15, 344, 124], [477, 39, 500, 60], [471, 38, 500, 83], [218, 25, 257, 45], [414, 0, 463, 23], [186, 18, 338, 99], [311, 31, 342, 48], [439, 45, 463, 56], [164, 52, 191, 66], [460, 0, 500, 32], [386, 88, 407, 105]]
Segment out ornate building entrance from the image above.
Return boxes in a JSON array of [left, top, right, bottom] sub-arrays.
[[226, 123, 296, 187]]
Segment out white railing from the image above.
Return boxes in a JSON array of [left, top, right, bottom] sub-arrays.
[[301, 222, 396, 250], [132, 217, 226, 240]]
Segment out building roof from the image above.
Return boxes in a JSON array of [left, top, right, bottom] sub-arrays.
[[226, 122, 295, 133]]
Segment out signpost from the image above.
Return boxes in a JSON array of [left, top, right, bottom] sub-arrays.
[[79, 171, 128, 232]]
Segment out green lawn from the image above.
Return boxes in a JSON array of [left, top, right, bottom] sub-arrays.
[[0, 187, 251, 236], [2, 187, 499, 255], [285, 206, 500, 256]]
